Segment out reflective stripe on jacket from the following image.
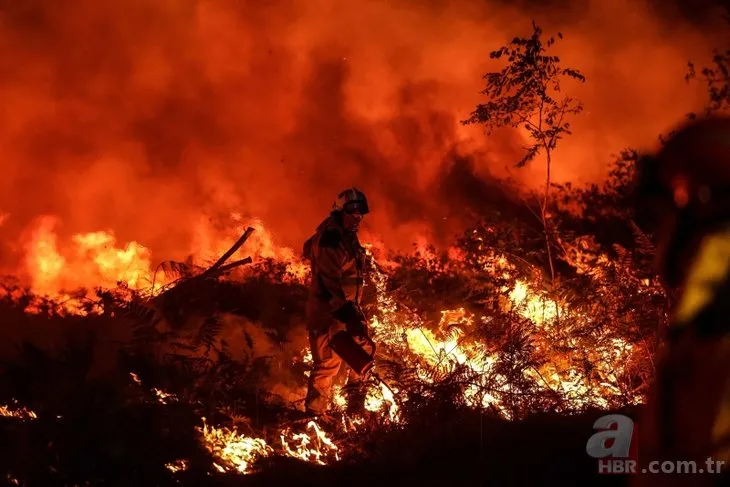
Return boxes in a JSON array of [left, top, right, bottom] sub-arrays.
[[632, 224, 730, 487]]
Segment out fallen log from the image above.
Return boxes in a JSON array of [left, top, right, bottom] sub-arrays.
[[147, 227, 256, 305], [127, 227, 256, 329], [199, 227, 255, 279], [203, 257, 253, 279]]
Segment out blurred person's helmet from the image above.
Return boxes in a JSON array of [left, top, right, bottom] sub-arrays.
[[632, 115, 730, 287]]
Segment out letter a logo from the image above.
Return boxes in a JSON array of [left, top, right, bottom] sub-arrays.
[[586, 414, 634, 459]]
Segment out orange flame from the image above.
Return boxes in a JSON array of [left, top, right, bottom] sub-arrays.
[[11, 219, 642, 474]]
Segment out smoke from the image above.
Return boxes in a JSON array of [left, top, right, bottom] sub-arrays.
[[0, 0, 726, 267]]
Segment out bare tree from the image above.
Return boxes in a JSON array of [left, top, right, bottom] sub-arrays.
[[462, 21, 585, 283]]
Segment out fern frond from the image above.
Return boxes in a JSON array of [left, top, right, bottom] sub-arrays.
[[196, 315, 223, 353], [156, 260, 204, 282]]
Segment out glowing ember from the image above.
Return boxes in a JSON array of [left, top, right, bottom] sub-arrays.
[[165, 459, 189, 473], [0, 400, 37, 420], [198, 418, 273, 474], [280, 420, 340, 465], [508, 280, 562, 325], [332, 385, 348, 409], [129, 372, 179, 405], [364, 382, 399, 422], [300, 348, 314, 379], [153, 388, 177, 404]]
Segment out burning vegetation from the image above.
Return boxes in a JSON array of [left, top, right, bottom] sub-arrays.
[[0, 153, 664, 484], [0, 1, 728, 485]]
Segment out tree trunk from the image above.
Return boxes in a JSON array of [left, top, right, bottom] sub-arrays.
[[541, 151, 556, 285], [542, 150, 560, 323]]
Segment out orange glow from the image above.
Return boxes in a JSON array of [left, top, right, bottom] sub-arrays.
[[0, 0, 721, 261], [0, 0, 714, 476]]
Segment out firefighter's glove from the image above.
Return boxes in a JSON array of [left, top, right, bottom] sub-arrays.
[[333, 301, 368, 339]]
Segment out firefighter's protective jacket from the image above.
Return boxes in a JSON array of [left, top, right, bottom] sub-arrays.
[[303, 215, 366, 319], [632, 223, 730, 487], [302, 215, 370, 414]]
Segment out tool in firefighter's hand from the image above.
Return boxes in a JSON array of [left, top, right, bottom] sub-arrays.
[[330, 330, 374, 376], [329, 331, 398, 402], [333, 302, 369, 339]]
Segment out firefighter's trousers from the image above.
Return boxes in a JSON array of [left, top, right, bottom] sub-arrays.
[[304, 303, 374, 414]]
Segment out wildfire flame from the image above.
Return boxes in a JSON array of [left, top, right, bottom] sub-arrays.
[[199, 418, 273, 474], [165, 459, 189, 473], [280, 421, 340, 465], [23, 217, 166, 307], [0, 400, 37, 421], [4, 213, 313, 316], [365, 382, 399, 422], [362, 248, 639, 417], [132, 371, 342, 473], [198, 418, 342, 473], [5, 216, 643, 475]]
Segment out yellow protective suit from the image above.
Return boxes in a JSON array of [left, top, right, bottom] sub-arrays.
[[302, 215, 373, 414], [632, 224, 730, 486]]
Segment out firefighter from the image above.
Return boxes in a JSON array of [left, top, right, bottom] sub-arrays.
[[301, 188, 375, 417], [630, 115, 730, 486]]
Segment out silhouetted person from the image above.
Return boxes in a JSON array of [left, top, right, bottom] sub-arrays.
[[631, 115, 730, 486]]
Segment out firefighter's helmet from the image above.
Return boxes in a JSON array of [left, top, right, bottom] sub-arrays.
[[333, 187, 370, 215]]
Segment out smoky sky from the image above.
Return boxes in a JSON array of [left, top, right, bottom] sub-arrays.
[[0, 0, 726, 273]]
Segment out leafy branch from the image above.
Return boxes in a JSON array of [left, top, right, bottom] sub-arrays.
[[687, 47, 730, 114], [462, 20, 585, 283]]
